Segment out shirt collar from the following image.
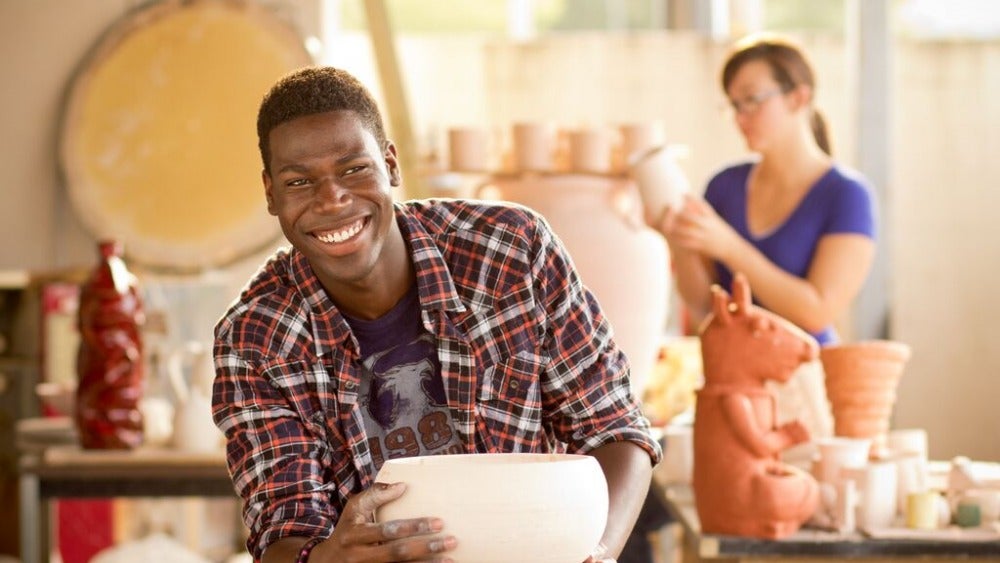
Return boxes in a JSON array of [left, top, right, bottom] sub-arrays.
[[286, 204, 468, 358], [395, 203, 467, 315]]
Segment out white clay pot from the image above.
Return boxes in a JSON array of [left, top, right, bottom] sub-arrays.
[[375, 453, 608, 563], [476, 174, 670, 397]]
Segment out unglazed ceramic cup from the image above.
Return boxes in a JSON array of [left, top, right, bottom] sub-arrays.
[[814, 436, 871, 484], [447, 127, 490, 172], [567, 127, 612, 174], [512, 122, 555, 172], [375, 453, 608, 563], [628, 145, 690, 223], [619, 122, 664, 168]]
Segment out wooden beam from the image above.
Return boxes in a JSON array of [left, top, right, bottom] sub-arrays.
[[362, 0, 426, 199]]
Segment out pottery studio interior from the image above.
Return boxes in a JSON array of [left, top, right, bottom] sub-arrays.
[[2, 1, 999, 562]]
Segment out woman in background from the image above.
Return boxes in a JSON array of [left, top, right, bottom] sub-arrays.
[[655, 34, 877, 444], [660, 33, 876, 346]]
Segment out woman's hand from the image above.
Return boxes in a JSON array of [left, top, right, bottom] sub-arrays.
[[309, 482, 457, 562], [657, 195, 745, 263]]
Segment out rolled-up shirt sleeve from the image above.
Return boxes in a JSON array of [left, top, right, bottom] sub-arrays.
[[213, 320, 337, 559]]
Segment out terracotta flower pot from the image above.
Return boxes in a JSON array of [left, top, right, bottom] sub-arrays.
[[820, 340, 911, 455], [375, 453, 608, 562]]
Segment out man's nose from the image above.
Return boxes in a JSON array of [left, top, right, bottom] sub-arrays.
[[315, 177, 351, 208]]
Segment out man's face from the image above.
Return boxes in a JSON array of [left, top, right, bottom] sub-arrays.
[[263, 110, 403, 296]]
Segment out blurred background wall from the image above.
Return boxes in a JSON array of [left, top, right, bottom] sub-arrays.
[[1, 0, 997, 463]]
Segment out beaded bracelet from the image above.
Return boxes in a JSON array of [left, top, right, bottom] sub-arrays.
[[295, 537, 325, 563]]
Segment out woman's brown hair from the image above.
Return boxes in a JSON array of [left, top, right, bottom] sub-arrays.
[[722, 35, 832, 155]]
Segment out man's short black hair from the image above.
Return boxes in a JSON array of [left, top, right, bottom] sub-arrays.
[[257, 66, 387, 173]]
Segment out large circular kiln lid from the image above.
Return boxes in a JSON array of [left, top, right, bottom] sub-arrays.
[[60, 0, 313, 271]]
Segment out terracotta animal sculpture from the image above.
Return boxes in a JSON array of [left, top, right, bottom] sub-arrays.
[[693, 273, 820, 539]]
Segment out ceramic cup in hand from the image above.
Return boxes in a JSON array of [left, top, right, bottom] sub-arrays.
[[628, 144, 690, 223]]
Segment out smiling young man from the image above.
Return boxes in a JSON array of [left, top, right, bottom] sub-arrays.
[[212, 67, 661, 563]]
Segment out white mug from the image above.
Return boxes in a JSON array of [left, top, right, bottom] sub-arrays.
[[628, 145, 690, 223], [842, 461, 898, 530], [814, 436, 871, 484]]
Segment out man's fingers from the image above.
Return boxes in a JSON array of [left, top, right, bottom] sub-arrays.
[[354, 481, 407, 518], [350, 517, 445, 545]]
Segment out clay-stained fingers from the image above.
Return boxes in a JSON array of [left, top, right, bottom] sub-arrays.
[[346, 482, 408, 525], [348, 517, 446, 545], [339, 531, 458, 562]]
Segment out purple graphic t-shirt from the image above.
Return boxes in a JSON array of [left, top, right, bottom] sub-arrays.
[[345, 285, 463, 470]]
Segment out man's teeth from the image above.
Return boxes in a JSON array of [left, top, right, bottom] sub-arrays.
[[316, 220, 363, 244]]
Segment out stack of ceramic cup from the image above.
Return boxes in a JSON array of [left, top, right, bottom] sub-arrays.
[[445, 121, 671, 175], [820, 340, 912, 456]]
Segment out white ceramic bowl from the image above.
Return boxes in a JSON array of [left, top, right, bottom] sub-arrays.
[[374, 453, 608, 563]]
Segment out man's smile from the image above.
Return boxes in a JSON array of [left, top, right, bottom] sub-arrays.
[[312, 216, 368, 245]]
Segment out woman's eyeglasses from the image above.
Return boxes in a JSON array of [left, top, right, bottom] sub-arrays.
[[724, 88, 788, 116]]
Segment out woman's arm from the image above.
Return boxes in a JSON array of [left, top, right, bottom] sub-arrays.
[[667, 243, 717, 326], [656, 198, 718, 326], [718, 232, 875, 333], [665, 197, 875, 333]]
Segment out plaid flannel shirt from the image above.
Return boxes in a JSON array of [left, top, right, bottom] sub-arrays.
[[212, 199, 662, 559]]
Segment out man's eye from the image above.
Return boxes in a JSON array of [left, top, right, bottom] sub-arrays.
[[344, 165, 366, 176], [286, 178, 309, 187]]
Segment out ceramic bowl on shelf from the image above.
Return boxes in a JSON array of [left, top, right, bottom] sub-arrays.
[[374, 452, 608, 563]]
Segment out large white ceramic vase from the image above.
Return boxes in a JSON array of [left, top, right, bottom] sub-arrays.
[[477, 175, 671, 397], [375, 453, 608, 562]]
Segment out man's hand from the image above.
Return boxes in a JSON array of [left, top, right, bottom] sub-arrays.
[[583, 541, 616, 563], [309, 482, 457, 562]]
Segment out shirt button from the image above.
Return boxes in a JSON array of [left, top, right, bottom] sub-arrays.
[[508, 379, 520, 390], [344, 381, 356, 391]]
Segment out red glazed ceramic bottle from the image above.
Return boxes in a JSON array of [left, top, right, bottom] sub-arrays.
[[75, 240, 145, 449]]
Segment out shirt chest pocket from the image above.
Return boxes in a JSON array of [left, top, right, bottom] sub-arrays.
[[261, 359, 338, 438], [477, 352, 546, 449]]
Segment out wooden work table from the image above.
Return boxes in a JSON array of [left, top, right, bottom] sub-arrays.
[[656, 483, 1000, 562], [17, 417, 235, 563]]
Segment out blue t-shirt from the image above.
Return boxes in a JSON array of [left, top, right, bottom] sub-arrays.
[[704, 162, 876, 344]]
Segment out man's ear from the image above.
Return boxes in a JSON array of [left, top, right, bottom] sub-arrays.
[[384, 141, 401, 187], [263, 169, 277, 215]]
